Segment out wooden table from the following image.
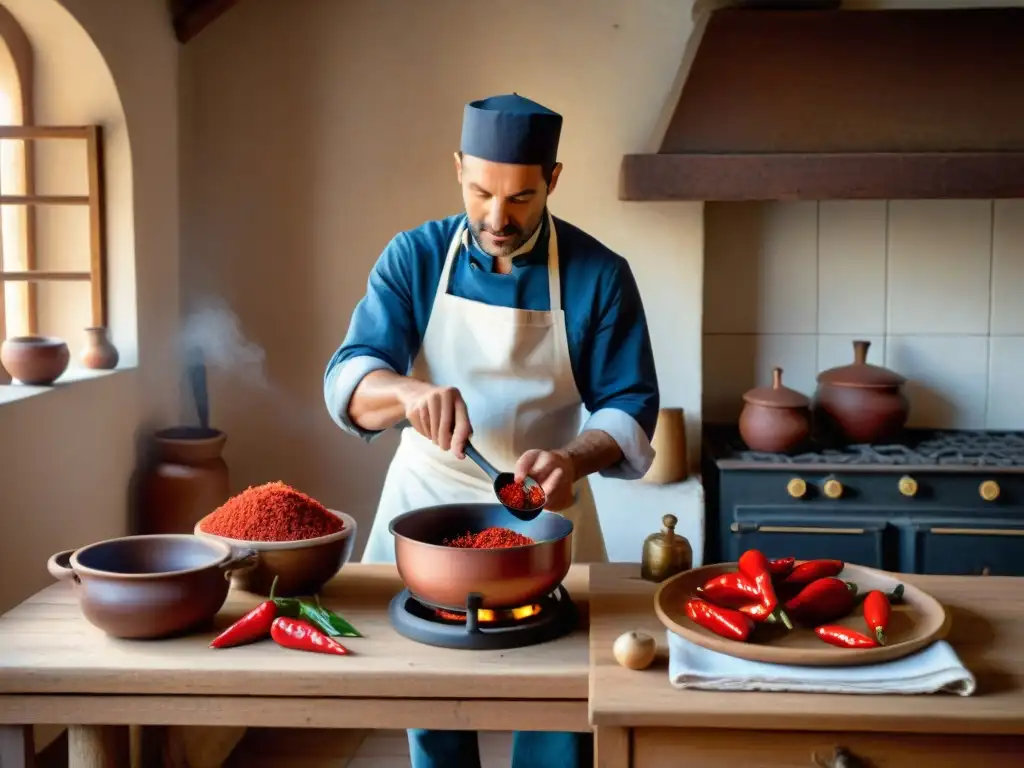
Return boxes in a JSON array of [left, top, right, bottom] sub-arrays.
[[589, 563, 1024, 767], [0, 564, 590, 768]]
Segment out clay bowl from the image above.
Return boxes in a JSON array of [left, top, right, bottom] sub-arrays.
[[1, 335, 70, 385], [194, 510, 357, 597], [46, 534, 257, 640]]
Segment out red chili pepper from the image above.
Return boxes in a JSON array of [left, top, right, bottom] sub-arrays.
[[270, 617, 349, 656], [814, 624, 879, 649], [784, 578, 858, 625], [767, 557, 795, 577], [685, 598, 755, 642], [738, 602, 777, 623], [696, 572, 761, 608], [784, 559, 845, 585], [738, 550, 793, 629], [862, 590, 892, 645], [210, 575, 282, 649]]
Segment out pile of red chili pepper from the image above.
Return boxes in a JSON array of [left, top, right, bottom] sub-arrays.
[[497, 480, 545, 510], [210, 576, 361, 656], [686, 550, 905, 649], [200, 481, 344, 542], [445, 527, 535, 549]]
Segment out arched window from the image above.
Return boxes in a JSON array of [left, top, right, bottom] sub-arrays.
[[0, 6, 34, 340]]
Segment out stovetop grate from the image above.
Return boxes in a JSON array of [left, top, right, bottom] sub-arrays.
[[388, 583, 577, 650]]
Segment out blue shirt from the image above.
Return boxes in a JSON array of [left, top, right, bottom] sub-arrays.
[[324, 213, 660, 480]]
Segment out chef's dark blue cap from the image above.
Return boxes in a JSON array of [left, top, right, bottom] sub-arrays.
[[460, 93, 562, 170]]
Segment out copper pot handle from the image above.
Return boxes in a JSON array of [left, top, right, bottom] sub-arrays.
[[46, 549, 80, 584], [219, 549, 259, 579]]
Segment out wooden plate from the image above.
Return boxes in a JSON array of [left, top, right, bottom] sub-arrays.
[[654, 562, 950, 667]]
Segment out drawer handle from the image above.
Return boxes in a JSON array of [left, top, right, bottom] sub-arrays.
[[930, 527, 1024, 536], [813, 746, 869, 768], [731, 524, 866, 535]]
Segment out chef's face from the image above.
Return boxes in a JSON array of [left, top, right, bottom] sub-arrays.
[[455, 152, 562, 258]]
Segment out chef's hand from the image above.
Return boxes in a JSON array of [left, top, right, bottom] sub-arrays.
[[401, 383, 472, 458], [514, 449, 575, 512]]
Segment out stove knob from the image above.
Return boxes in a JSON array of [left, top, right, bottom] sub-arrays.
[[823, 478, 844, 499], [786, 478, 807, 499], [979, 480, 1000, 502], [898, 475, 918, 497]]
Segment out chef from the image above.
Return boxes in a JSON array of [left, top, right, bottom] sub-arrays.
[[325, 93, 659, 768]]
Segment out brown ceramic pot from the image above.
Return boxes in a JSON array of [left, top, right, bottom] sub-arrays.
[[139, 427, 231, 535], [813, 339, 909, 445], [46, 534, 256, 639], [739, 367, 811, 453], [0, 335, 69, 385], [81, 326, 119, 370]]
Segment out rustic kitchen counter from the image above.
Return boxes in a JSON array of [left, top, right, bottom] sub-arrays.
[[0, 563, 590, 768], [589, 563, 1024, 767]]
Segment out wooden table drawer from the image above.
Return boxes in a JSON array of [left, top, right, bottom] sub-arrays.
[[632, 727, 1024, 767]]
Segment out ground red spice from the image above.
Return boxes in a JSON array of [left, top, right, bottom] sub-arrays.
[[200, 481, 344, 542], [445, 527, 535, 549], [497, 481, 545, 510]]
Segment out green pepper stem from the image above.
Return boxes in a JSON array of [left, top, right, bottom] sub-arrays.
[[269, 575, 279, 601], [876, 627, 887, 645], [773, 608, 794, 630]]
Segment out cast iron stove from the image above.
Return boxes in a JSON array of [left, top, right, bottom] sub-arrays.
[[388, 584, 577, 650]]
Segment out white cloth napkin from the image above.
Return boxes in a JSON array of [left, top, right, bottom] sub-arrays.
[[667, 631, 976, 696]]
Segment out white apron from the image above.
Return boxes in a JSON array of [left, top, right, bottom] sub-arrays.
[[362, 212, 607, 566]]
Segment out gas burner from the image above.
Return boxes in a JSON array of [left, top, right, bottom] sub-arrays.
[[388, 584, 577, 650]]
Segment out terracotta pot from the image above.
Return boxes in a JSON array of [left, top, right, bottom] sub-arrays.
[[813, 339, 909, 445], [643, 408, 689, 484], [46, 534, 256, 639], [81, 326, 119, 370], [739, 367, 811, 453], [140, 427, 231, 535], [0, 335, 69, 385]]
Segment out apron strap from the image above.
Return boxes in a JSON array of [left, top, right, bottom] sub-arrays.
[[432, 221, 466, 305]]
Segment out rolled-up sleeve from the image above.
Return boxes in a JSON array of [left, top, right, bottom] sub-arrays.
[[324, 233, 422, 442], [579, 258, 660, 480]]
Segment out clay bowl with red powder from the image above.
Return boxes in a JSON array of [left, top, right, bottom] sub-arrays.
[[194, 484, 356, 597]]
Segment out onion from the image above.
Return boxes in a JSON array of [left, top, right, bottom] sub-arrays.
[[612, 630, 657, 670]]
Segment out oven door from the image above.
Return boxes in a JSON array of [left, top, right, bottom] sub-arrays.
[[910, 520, 1024, 576]]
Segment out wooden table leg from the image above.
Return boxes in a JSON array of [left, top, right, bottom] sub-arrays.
[[0, 725, 35, 768], [67, 725, 129, 768], [594, 726, 629, 768]]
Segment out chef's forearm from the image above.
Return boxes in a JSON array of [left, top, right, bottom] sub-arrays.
[[348, 370, 427, 431], [560, 429, 624, 482]]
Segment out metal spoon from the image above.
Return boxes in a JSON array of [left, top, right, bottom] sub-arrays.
[[463, 441, 546, 521]]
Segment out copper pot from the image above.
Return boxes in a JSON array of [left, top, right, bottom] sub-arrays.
[[47, 534, 256, 639], [389, 504, 572, 611], [739, 367, 811, 453], [813, 340, 909, 445]]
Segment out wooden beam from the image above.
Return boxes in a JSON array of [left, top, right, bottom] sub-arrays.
[[172, 0, 247, 44]]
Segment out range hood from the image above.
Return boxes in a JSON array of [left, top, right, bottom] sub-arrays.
[[621, 6, 1024, 201]]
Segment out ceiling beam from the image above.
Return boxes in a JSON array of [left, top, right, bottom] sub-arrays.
[[172, 0, 246, 44]]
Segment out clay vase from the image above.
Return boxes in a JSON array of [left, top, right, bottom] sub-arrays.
[[813, 339, 909, 445], [0, 335, 69, 385], [739, 367, 811, 453], [139, 427, 231, 535], [643, 408, 689, 484], [81, 326, 119, 370]]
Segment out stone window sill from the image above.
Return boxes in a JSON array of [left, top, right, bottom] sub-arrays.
[[0, 366, 134, 405]]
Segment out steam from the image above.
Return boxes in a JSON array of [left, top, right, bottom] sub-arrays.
[[181, 298, 269, 388]]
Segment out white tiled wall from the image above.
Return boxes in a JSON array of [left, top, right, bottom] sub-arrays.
[[702, 200, 1024, 431]]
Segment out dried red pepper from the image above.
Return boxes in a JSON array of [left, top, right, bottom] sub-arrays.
[[497, 481, 545, 510], [271, 617, 349, 656], [685, 598, 755, 642], [696, 572, 761, 608], [210, 576, 282, 649], [784, 577, 858, 625], [784, 559, 845, 585], [738, 550, 793, 629], [815, 624, 879, 649], [767, 557, 795, 578], [445, 527, 535, 549], [862, 590, 892, 645]]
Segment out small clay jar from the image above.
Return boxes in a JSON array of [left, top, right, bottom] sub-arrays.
[[813, 340, 909, 445], [81, 326, 119, 370], [0, 335, 70, 385], [739, 367, 811, 453]]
